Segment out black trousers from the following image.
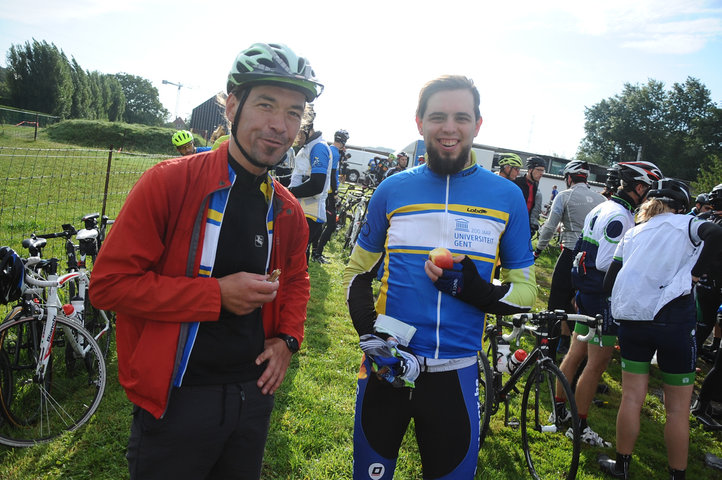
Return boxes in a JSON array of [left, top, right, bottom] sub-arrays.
[[127, 381, 274, 480]]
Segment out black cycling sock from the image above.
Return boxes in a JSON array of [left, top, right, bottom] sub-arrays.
[[713, 337, 721, 351], [668, 466, 685, 480], [580, 417, 588, 430]]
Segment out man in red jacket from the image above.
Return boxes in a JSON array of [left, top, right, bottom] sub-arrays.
[[90, 43, 322, 480]]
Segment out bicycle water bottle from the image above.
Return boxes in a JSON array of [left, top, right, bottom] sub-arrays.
[[496, 339, 512, 373], [507, 349, 528, 373]]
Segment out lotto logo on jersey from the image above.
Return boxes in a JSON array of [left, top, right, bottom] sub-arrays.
[[368, 463, 385, 479]]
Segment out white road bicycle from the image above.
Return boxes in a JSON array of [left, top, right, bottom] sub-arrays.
[[0, 255, 106, 447]]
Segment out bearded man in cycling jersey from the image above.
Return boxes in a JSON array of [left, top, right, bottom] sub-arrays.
[[554, 161, 663, 448], [344, 75, 537, 479], [534, 160, 605, 356], [90, 43, 317, 480]]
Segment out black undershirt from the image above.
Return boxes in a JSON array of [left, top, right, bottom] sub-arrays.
[[183, 154, 269, 385]]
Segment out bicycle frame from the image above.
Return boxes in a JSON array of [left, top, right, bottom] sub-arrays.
[[22, 259, 92, 380]]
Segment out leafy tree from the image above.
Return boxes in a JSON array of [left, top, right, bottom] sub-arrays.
[[0, 66, 10, 105], [691, 153, 722, 195], [105, 74, 126, 122], [69, 57, 91, 119], [115, 73, 169, 126], [6, 39, 73, 117], [577, 77, 720, 181]]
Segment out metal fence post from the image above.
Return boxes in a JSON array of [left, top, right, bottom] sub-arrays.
[[101, 146, 113, 218], [34, 114, 39, 140]]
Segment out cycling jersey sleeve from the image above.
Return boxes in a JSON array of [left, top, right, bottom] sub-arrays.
[[344, 245, 385, 336], [692, 220, 722, 278], [498, 265, 537, 313], [310, 143, 331, 174], [288, 172, 326, 198]]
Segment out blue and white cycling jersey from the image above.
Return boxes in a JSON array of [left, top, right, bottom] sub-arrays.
[[353, 163, 535, 359]]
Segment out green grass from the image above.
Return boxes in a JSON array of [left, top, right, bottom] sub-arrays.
[[0, 132, 721, 478]]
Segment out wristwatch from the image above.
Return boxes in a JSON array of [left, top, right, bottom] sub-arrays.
[[277, 334, 299, 353]]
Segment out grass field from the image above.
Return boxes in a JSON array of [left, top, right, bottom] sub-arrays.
[[0, 130, 721, 479]]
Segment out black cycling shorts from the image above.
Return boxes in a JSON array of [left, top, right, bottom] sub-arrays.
[[617, 295, 697, 386]]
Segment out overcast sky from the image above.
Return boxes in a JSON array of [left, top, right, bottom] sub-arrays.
[[1, 0, 721, 158]]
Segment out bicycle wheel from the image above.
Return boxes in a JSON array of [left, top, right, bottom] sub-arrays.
[[520, 361, 580, 480], [0, 316, 106, 447], [477, 351, 493, 446]]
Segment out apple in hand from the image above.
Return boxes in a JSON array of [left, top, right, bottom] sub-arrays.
[[428, 247, 453, 270]]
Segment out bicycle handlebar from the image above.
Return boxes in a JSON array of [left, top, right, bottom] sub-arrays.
[[502, 311, 601, 343]]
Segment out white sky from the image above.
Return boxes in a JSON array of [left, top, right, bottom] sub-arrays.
[[1, 0, 721, 158]]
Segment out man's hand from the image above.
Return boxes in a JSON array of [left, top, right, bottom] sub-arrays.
[[424, 254, 464, 282], [217, 271, 279, 316], [255, 337, 292, 395]]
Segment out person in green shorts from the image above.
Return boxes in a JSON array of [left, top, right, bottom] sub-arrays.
[[599, 179, 722, 480]]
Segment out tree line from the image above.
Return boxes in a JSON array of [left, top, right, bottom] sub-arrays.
[[0, 39, 169, 126], [577, 77, 722, 185], [1, 39, 720, 185]]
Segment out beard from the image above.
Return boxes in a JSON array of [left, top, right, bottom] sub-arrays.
[[425, 142, 472, 175]]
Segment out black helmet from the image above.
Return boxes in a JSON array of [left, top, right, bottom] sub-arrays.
[[563, 160, 589, 179], [605, 164, 622, 190], [526, 156, 546, 169], [709, 183, 722, 211], [695, 193, 711, 205], [0, 247, 24, 305], [334, 129, 349, 144], [617, 161, 663, 187], [396, 151, 409, 159], [647, 178, 691, 212]]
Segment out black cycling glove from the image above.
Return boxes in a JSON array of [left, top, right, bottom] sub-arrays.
[[433, 256, 509, 311]]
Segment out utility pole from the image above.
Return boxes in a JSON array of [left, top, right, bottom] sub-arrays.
[[162, 80, 190, 121]]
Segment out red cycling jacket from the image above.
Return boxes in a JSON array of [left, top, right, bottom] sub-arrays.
[[89, 141, 310, 418]]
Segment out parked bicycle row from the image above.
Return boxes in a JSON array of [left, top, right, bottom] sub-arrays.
[[0, 213, 114, 446]]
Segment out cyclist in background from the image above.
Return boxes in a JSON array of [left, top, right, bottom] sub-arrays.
[[514, 156, 545, 235], [496, 152, 523, 181], [691, 183, 722, 428], [534, 160, 606, 356], [555, 161, 663, 448], [601, 164, 622, 199], [344, 75, 536, 479], [311, 129, 349, 263], [172, 129, 212, 156], [289, 105, 333, 262], [599, 179, 722, 480], [690, 193, 713, 216], [90, 42, 318, 479], [384, 151, 409, 178]]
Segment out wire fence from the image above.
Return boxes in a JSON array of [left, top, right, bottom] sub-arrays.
[[0, 146, 172, 260], [0, 106, 61, 140]]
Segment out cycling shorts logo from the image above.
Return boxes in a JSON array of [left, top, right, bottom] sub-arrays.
[[255, 235, 264, 247], [368, 463, 385, 479]]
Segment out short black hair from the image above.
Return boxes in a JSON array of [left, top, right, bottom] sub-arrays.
[[416, 75, 481, 121]]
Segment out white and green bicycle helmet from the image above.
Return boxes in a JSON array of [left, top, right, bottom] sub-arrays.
[[226, 43, 323, 102]]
